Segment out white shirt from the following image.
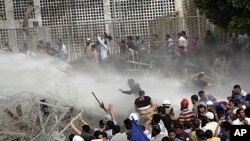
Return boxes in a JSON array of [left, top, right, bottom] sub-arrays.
[[178, 36, 188, 52], [159, 120, 168, 136], [105, 129, 113, 140], [232, 118, 250, 125], [240, 90, 248, 97], [166, 38, 174, 48], [110, 133, 128, 141], [59, 44, 68, 61], [97, 36, 109, 60], [202, 121, 220, 135], [73, 135, 84, 141], [61, 44, 68, 55], [151, 133, 167, 141]]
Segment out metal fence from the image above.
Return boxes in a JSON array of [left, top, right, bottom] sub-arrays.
[[0, 16, 215, 61]]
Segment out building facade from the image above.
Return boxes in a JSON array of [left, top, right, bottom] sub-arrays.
[[0, 0, 211, 60]]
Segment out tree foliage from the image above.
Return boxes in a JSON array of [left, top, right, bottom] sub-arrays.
[[193, 0, 250, 34], [0, 11, 6, 20]]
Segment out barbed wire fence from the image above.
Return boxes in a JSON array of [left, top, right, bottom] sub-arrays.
[[0, 82, 90, 141]]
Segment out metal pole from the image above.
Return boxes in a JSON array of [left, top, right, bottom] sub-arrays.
[[0, 131, 26, 137]]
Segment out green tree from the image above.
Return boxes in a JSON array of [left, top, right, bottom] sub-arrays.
[[193, 0, 250, 34], [0, 11, 6, 20]]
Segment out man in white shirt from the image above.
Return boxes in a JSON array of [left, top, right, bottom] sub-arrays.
[[233, 85, 248, 97], [110, 125, 128, 141], [175, 32, 188, 74], [177, 32, 188, 52], [58, 39, 68, 61], [166, 34, 174, 51], [232, 108, 250, 125], [69, 134, 84, 141], [97, 36, 109, 62], [202, 112, 220, 135]]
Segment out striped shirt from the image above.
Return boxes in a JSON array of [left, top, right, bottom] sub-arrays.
[[179, 109, 194, 122]]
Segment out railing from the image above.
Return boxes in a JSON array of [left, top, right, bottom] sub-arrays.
[[0, 16, 221, 62]]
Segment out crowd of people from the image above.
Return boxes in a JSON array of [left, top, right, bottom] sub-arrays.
[[1, 29, 250, 141], [1, 30, 249, 76], [65, 30, 250, 141], [68, 80, 250, 141]]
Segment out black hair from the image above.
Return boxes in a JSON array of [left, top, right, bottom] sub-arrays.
[[124, 118, 132, 130], [191, 95, 199, 101], [233, 85, 241, 89], [139, 90, 145, 96], [183, 121, 192, 129], [193, 119, 200, 128], [152, 114, 162, 124], [82, 125, 91, 132], [221, 121, 231, 131], [196, 129, 206, 140], [112, 125, 120, 134], [205, 129, 213, 138], [94, 130, 101, 139], [174, 123, 184, 130], [236, 108, 244, 115], [181, 31, 186, 35], [157, 106, 166, 115], [198, 91, 205, 97], [161, 137, 170, 141], [168, 128, 176, 134], [99, 132, 108, 139], [152, 124, 161, 137], [106, 120, 114, 130], [69, 134, 75, 141], [99, 120, 105, 125]]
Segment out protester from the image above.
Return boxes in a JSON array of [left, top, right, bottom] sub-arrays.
[[166, 34, 174, 52], [174, 123, 189, 141], [110, 125, 128, 141], [168, 129, 181, 141], [202, 112, 220, 135], [191, 95, 199, 116], [179, 98, 194, 123], [192, 72, 212, 90], [119, 79, 141, 95], [162, 99, 175, 115], [134, 90, 154, 115], [69, 134, 85, 141], [57, 39, 68, 61], [70, 113, 94, 141], [151, 124, 168, 141], [157, 106, 172, 131], [205, 129, 220, 141], [232, 108, 250, 125], [198, 91, 217, 104], [96, 35, 109, 64], [204, 30, 216, 49]]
